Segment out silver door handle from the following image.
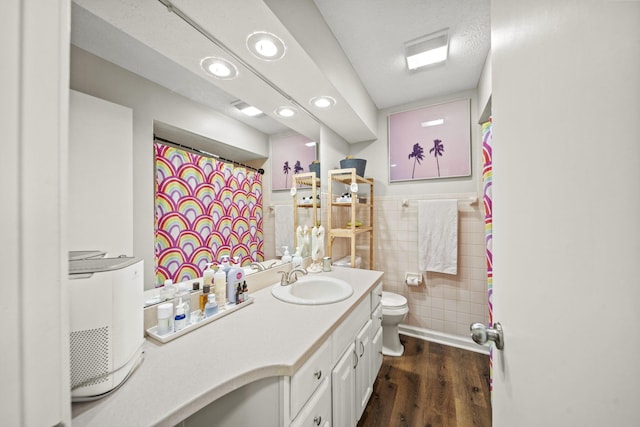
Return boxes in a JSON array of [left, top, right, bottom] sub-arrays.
[[470, 322, 504, 350]]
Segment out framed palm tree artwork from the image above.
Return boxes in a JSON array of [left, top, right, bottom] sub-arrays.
[[388, 98, 471, 182], [271, 132, 317, 191]]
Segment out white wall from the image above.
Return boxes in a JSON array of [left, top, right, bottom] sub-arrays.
[[349, 89, 480, 197], [70, 46, 270, 288], [69, 90, 133, 256]]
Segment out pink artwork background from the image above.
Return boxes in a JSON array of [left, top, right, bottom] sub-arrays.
[[388, 99, 471, 182], [271, 133, 316, 190], [154, 143, 264, 286]]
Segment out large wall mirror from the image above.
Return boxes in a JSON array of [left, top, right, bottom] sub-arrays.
[[70, 0, 322, 290]]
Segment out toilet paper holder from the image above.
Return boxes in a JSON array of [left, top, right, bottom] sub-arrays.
[[404, 272, 422, 286]]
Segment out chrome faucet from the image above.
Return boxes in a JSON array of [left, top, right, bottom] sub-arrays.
[[250, 261, 266, 271], [277, 267, 308, 286]]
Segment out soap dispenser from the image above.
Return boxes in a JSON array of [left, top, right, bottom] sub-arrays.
[[292, 247, 303, 267], [282, 246, 292, 263]]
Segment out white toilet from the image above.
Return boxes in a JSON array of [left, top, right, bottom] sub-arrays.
[[381, 291, 409, 356]]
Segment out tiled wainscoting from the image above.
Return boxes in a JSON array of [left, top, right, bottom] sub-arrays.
[[374, 196, 488, 337]]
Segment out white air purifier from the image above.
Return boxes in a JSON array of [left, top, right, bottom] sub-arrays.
[[68, 256, 144, 401]]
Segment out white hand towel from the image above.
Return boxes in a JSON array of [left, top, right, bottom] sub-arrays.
[[275, 205, 294, 256], [418, 199, 458, 275]]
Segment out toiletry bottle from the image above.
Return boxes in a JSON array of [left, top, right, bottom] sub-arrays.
[[203, 262, 215, 290], [292, 247, 303, 267], [204, 294, 218, 317], [235, 283, 242, 303], [199, 284, 211, 312], [174, 299, 186, 332], [162, 279, 175, 300], [157, 303, 173, 335], [226, 265, 245, 304], [282, 246, 292, 263], [242, 281, 248, 302], [214, 265, 227, 307], [176, 282, 190, 321]]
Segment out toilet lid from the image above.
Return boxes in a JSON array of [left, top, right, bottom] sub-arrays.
[[382, 291, 407, 308]]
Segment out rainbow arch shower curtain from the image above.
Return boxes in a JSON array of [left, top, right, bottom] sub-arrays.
[[154, 142, 264, 286], [482, 119, 493, 395]]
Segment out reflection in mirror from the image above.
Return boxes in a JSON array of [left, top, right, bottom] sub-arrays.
[[71, 2, 315, 290]]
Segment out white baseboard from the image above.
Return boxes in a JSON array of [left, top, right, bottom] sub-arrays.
[[399, 324, 490, 355]]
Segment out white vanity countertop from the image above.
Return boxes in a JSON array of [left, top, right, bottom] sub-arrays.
[[71, 267, 383, 426]]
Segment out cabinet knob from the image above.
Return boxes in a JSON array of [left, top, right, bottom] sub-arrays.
[[314, 416, 322, 426], [313, 369, 322, 380]]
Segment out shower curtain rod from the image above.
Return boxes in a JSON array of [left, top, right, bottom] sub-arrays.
[[154, 135, 264, 174]]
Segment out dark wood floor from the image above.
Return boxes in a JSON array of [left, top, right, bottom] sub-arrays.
[[358, 335, 491, 427]]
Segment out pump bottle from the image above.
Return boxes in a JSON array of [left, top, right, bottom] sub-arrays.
[[213, 265, 226, 306]]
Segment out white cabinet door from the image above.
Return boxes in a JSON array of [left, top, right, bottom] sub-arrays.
[[332, 342, 356, 427], [355, 319, 372, 421], [371, 327, 383, 386]]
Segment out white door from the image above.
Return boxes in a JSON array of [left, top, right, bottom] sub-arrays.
[[490, 1, 640, 426]]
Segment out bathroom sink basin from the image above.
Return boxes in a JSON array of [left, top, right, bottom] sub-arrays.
[[271, 276, 354, 305]]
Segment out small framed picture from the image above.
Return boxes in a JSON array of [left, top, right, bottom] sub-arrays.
[[271, 133, 317, 191], [388, 98, 471, 182]]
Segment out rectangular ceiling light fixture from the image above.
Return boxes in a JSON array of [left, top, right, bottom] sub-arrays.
[[405, 28, 449, 71], [232, 100, 264, 117], [421, 118, 445, 127]]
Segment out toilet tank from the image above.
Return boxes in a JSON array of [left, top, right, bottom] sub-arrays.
[[68, 256, 144, 401]]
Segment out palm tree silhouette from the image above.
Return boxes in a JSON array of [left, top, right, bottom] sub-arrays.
[[283, 161, 291, 187], [408, 143, 425, 178], [429, 139, 445, 177], [294, 160, 303, 174]]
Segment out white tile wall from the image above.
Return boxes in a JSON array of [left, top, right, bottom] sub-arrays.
[[373, 196, 489, 338]]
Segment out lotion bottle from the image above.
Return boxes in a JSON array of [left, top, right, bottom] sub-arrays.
[[226, 265, 245, 304], [213, 265, 227, 307], [203, 262, 215, 290]]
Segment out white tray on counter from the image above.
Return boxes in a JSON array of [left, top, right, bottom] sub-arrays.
[[146, 297, 254, 344]]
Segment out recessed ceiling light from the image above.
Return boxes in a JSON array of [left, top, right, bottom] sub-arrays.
[[405, 29, 449, 70], [305, 141, 317, 147], [310, 96, 336, 109], [201, 57, 238, 79], [275, 106, 297, 117], [247, 31, 286, 61], [232, 101, 264, 117]]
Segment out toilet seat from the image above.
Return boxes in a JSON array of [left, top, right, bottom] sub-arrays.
[[382, 291, 407, 309]]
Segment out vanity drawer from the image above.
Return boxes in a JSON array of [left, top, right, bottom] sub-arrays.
[[290, 338, 332, 419], [370, 282, 382, 312], [291, 377, 331, 427]]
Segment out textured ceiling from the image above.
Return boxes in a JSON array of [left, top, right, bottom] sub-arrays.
[[313, 0, 491, 109], [71, 0, 490, 147]]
